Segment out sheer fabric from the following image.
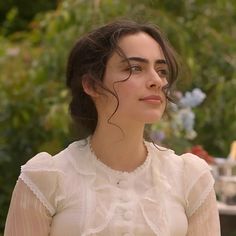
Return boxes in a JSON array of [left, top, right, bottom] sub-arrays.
[[187, 189, 221, 236], [4, 179, 52, 236], [4, 138, 221, 236], [4, 182, 220, 236]]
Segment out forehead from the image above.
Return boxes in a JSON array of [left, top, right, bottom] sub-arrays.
[[116, 32, 165, 60]]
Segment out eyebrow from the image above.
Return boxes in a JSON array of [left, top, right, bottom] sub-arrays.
[[121, 57, 166, 65]]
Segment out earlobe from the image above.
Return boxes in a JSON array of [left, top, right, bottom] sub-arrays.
[[82, 75, 100, 98]]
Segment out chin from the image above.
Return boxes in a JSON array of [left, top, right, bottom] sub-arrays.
[[145, 118, 162, 124], [140, 114, 163, 124]]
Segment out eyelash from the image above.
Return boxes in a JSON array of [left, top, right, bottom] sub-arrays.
[[157, 69, 168, 78], [126, 65, 168, 78], [128, 65, 142, 72]]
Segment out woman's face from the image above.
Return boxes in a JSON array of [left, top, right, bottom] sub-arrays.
[[95, 32, 168, 125]]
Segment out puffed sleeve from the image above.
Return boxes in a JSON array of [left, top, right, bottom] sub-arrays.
[[182, 153, 215, 217], [18, 152, 65, 215], [182, 153, 220, 235], [4, 152, 65, 236]]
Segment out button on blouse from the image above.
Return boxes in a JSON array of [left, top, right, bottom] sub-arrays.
[[123, 210, 133, 221], [13, 137, 216, 236]]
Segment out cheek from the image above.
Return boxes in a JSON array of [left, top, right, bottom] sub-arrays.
[[116, 79, 140, 94], [111, 78, 129, 94]]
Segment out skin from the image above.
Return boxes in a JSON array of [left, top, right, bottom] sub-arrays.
[[83, 32, 168, 172]]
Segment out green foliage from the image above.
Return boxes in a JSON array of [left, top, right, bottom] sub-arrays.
[[0, 0, 58, 36], [0, 0, 236, 233]]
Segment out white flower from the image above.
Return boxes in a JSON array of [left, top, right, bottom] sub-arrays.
[[185, 129, 197, 140]]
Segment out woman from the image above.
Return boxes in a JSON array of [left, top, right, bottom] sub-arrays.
[[4, 20, 220, 236]]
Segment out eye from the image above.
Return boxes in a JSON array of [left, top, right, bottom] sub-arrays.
[[129, 65, 142, 73], [157, 69, 169, 78]]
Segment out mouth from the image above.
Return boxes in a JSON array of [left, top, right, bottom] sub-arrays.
[[139, 95, 163, 104]]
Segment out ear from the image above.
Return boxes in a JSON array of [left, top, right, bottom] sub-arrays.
[[82, 75, 100, 98]]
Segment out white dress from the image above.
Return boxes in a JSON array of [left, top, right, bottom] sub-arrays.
[[4, 138, 220, 236]]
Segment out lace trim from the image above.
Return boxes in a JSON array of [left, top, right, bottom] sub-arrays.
[[66, 138, 175, 235], [88, 136, 152, 177], [21, 167, 64, 174], [19, 173, 55, 216], [187, 178, 215, 217]]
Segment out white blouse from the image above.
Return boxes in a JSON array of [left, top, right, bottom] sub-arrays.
[[4, 138, 220, 236]]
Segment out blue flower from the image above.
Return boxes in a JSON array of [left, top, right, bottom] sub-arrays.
[[179, 108, 195, 132], [179, 88, 206, 108]]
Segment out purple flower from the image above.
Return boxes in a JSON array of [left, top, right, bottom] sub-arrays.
[[150, 130, 165, 143]]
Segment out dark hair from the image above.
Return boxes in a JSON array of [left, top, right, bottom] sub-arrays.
[[66, 20, 179, 139]]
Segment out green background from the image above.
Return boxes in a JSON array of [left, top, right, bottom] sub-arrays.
[[0, 0, 236, 235]]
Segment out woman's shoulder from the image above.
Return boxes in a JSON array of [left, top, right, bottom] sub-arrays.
[[152, 144, 213, 190], [180, 152, 211, 173], [148, 142, 214, 214], [18, 139, 91, 215], [147, 141, 211, 174], [21, 138, 90, 174]]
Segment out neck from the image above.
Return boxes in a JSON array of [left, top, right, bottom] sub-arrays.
[[90, 121, 147, 172]]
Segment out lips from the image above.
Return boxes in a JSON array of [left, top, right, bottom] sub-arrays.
[[139, 95, 163, 103]]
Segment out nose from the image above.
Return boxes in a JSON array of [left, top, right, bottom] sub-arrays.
[[146, 69, 164, 90]]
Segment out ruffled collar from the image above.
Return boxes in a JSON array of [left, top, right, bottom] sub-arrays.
[[66, 137, 95, 176], [66, 137, 175, 236], [67, 136, 161, 177], [89, 138, 153, 178], [68, 136, 174, 176]]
